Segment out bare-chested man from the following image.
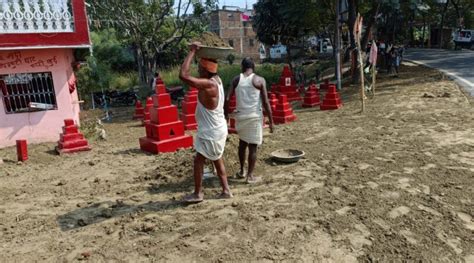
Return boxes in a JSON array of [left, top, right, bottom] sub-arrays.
[[179, 42, 232, 203], [226, 57, 274, 183]]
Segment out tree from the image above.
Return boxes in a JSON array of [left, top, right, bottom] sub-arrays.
[[90, 29, 135, 72], [88, 0, 217, 84]]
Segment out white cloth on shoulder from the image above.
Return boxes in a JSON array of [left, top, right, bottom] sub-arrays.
[[236, 116, 263, 145], [194, 136, 227, 161]]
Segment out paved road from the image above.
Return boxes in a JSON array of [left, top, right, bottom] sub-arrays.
[[404, 48, 474, 96]]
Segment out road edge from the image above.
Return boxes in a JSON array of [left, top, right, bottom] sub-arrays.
[[404, 58, 474, 98]]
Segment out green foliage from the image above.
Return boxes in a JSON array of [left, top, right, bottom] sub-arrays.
[[76, 29, 138, 102], [160, 65, 197, 87], [90, 30, 135, 72], [226, 54, 236, 65], [257, 63, 284, 86], [109, 72, 140, 90], [253, 0, 326, 46], [76, 56, 112, 96], [88, 0, 218, 83], [158, 63, 284, 93]]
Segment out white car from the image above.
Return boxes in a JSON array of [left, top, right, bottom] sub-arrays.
[[454, 29, 474, 49], [318, 38, 333, 54]]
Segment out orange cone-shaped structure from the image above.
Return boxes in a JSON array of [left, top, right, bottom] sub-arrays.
[[268, 92, 278, 113], [273, 65, 302, 102], [56, 119, 91, 154], [139, 80, 193, 154], [320, 83, 343, 110], [320, 79, 331, 90], [302, 85, 321, 108], [133, 100, 145, 120], [273, 94, 297, 124], [228, 94, 237, 134], [180, 87, 198, 130], [142, 97, 154, 126]]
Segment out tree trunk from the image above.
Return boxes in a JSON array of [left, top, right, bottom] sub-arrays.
[[422, 15, 426, 48], [410, 10, 415, 46], [439, 0, 450, 49], [451, 0, 462, 29], [348, 0, 357, 48], [136, 46, 147, 84]]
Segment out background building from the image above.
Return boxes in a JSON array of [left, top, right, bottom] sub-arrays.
[[0, 0, 91, 148], [210, 6, 261, 61]]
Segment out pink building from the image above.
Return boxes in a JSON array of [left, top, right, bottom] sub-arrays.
[[0, 0, 90, 148]]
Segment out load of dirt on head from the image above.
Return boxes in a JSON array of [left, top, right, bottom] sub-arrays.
[[193, 32, 231, 48]]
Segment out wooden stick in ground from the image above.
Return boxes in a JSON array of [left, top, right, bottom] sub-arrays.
[[372, 60, 376, 97], [357, 42, 365, 112], [372, 41, 377, 97], [354, 14, 365, 113]]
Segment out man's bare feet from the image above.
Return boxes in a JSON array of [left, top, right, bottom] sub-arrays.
[[236, 171, 246, 179], [246, 175, 261, 184], [183, 192, 204, 203], [216, 191, 233, 199]]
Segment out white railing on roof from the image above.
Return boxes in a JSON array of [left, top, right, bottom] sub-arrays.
[[0, 0, 73, 34]]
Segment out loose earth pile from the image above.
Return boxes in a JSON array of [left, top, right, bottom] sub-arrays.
[[193, 32, 230, 48]]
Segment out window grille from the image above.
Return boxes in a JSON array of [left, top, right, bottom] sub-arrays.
[[0, 72, 57, 114]]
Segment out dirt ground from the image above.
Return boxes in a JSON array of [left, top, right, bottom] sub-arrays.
[[0, 63, 473, 262]]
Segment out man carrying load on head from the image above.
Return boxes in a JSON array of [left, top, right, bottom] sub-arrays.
[[179, 42, 232, 203], [226, 57, 274, 184]]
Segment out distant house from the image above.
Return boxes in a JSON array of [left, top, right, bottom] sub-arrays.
[[210, 6, 260, 61], [269, 44, 288, 59], [0, 0, 91, 148]]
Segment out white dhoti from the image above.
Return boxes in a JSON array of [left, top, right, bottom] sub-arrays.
[[236, 116, 263, 145], [194, 136, 227, 161]]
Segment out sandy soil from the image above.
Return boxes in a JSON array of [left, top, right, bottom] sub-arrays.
[[0, 64, 473, 262]]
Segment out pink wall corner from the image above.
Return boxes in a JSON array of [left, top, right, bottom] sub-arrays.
[[0, 49, 81, 148]]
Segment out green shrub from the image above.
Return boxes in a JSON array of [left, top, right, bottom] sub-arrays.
[[76, 57, 112, 96], [226, 54, 236, 65], [256, 63, 284, 87], [158, 63, 284, 93], [109, 72, 139, 90]]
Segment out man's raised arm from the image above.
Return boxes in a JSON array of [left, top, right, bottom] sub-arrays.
[[179, 43, 213, 91]]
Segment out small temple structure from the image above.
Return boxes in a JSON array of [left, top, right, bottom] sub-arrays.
[[272, 65, 302, 102], [139, 79, 193, 154]]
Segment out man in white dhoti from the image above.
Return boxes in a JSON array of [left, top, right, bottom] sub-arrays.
[[226, 57, 274, 183], [179, 42, 232, 203]]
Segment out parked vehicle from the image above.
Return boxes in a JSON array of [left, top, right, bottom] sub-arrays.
[[93, 88, 138, 108], [317, 38, 333, 54], [166, 86, 185, 102], [454, 29, 474, 49]]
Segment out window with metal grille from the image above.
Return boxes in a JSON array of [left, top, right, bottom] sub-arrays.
[[0, 72, 57, 114]]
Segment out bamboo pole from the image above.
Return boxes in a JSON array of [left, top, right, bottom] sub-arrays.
[[357, 40, 365, 112], [372, 40, 377, 98], [354, 14, 365, 113]]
